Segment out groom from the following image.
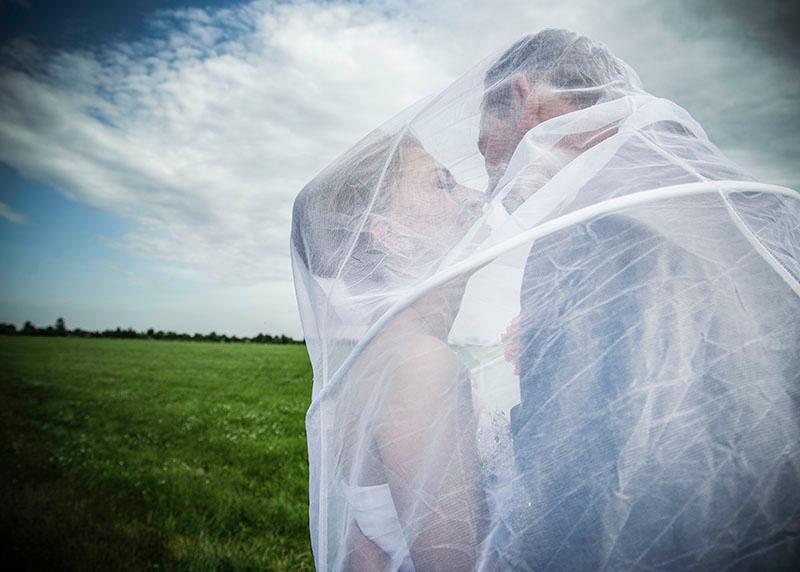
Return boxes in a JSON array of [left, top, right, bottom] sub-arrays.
[[478, 29, 800, 570]]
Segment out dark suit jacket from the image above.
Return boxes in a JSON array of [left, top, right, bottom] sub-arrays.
[[507, 212, 800, 571]]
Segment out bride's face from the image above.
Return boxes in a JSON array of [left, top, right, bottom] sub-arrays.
[[377, 145, 484, 257], [374, 145, 483, 334]]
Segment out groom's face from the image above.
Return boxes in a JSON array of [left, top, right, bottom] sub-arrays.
[[478, 78, 583, 195], [477, 79, 532, 194], [478, 108, 519, 193]]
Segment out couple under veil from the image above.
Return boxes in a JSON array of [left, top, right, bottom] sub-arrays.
[[290, 29, 800, 571]]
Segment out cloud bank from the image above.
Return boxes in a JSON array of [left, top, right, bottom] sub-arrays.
[[1, 0, 797, 291], [0, 1, 454, 284]]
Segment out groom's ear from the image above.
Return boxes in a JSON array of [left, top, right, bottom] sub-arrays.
[[511, 74, 540, 133], [511, 73, 531, 101]]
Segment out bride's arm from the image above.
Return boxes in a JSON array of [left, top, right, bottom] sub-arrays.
[[374, 336, 491, 571], [344, 521, 388, 570]]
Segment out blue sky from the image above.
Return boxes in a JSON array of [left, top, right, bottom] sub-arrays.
[[0, 162, 130, 326], [0, 0, 245, 47], [0, 160, 297, 336], [1, 0, 798, 336]]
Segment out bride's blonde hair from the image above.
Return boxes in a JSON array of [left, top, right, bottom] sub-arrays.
[[291, 130, 423, 283]]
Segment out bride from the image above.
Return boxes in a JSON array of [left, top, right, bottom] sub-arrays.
[[291, 131, 492, 571]]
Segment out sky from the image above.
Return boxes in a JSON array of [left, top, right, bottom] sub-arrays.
[[0, 0, 798, 337]]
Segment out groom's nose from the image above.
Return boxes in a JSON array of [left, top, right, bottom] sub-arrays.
[[479, 113, 513, 166], [480, 136, 515, 197]]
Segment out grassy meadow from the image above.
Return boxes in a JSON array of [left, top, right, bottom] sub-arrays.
[[0, 336, 314, 571]]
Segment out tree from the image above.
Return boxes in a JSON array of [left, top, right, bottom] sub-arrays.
[[0, 323, 17, 335], [55, 317, 67, 335]]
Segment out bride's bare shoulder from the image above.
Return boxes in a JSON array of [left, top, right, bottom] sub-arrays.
[[367, 333, 464, 402], [362, 331, 457, 369]]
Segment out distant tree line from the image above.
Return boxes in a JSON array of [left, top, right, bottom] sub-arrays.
[[0, 318, 303, 345]]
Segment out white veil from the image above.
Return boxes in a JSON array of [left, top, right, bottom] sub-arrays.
[[291, 29, 800, 571]]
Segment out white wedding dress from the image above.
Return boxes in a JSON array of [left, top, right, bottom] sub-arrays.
[[343, 481, 415, 571]]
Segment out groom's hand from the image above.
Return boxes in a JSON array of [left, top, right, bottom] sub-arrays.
[[501, 313, 521, 376]]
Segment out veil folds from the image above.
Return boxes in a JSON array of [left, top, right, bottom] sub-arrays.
[[291, 28, 800, 571]]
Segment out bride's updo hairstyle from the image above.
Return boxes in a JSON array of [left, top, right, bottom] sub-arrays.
[[291, 130, 422, 286]]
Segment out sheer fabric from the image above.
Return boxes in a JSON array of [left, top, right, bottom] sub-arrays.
[[291, 29, 800, 571]]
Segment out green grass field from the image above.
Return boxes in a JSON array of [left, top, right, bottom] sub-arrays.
[[0, 336, 314, 571]]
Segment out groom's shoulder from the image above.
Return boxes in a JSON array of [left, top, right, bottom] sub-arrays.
[[525, 213, 665, 272], [569, 212, 662, 247]]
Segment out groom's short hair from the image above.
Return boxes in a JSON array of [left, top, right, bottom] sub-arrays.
[[483, 29, 629, 112]]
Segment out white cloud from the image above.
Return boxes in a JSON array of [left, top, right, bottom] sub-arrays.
[[0, 0, 797, 334], [0, 199, 25, 223]]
